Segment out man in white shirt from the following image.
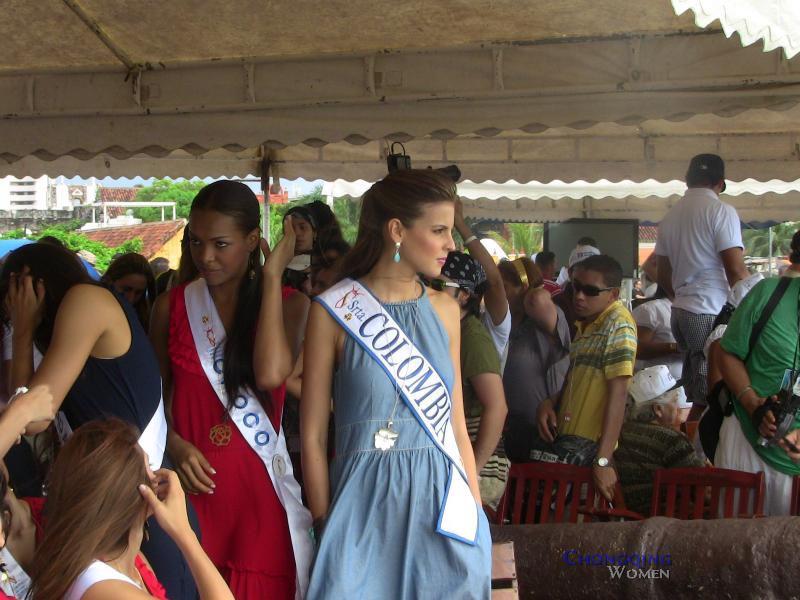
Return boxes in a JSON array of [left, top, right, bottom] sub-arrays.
[[655, 154, 749, 411]]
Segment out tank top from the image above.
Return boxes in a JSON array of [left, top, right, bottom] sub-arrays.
[[61, 288, 162, 437], [63, 561, 141, 600]]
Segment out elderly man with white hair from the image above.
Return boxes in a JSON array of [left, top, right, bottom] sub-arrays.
[[614, 366, 704, 515]]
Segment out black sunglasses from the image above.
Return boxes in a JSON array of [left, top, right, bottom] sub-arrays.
[[428, 278, 462, 292], [572, 279, 615, 297]]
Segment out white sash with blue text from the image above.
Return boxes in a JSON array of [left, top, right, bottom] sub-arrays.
[[317, 278, 479, 545], [185, 279, 313, 599]]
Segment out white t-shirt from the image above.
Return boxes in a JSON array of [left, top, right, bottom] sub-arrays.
[[481, 307, 511, 371], [2, 324, 43, 370], [632, 298, 683, 380], [655, 187, 743, 315]]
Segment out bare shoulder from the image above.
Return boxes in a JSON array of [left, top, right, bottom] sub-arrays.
[[152, 290, 171, 319], [284, 290, 311, 312], [61, 284, 118, 315], [149, 291, 172, 340], [306, 300, 342, 340], [427, 287, 460, 332]]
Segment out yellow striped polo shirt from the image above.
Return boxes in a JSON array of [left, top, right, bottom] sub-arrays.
[[557, 300, 637, 442]]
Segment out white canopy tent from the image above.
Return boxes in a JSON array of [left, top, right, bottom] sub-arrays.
[[673, 0, 800, 58], [2, 1, 800, 185], [323, 178, 800, 226], [0, 0, 800, 192]]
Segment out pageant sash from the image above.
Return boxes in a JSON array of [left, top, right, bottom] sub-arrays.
[[184, 279, 312, 599], [316, 278, 479, 545]]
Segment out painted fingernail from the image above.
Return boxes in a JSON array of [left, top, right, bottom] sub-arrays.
[[208, 490, 214, 494], [210, 468, 217, 474]]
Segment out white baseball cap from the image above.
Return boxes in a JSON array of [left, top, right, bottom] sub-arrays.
[[568, 245, 601, 269], [629, 365, 691, 408]]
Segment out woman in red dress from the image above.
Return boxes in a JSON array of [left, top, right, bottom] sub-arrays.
[[150, 181, 309, 599]]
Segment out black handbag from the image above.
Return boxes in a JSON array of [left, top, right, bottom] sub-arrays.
[[699, 277, 792, 460]]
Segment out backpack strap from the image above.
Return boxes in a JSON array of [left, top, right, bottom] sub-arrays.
[[745, 276, 792, 362]]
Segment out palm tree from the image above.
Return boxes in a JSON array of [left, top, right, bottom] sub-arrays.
[[506, 223, 543, 256], [743, 222, 798, 258]]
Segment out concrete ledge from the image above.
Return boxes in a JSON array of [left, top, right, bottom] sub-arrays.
[[491, 517, 800, 599]]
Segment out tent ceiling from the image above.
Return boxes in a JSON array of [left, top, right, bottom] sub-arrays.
[[6, 103, 800, 182], [3, 0, 698, 73], [3, 2, 800, 182], [323, 178, 800, 225]]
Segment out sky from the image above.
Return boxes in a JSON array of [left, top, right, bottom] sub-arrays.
[[61, 175, 324, 197]]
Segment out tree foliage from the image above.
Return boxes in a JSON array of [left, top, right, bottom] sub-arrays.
[[267, 186, 360, 246], [0, 227, 143, 273], [743, 223, 798, 258], [487, 223, 542, 255], [35, 228, 143, 273], [134, 179, 206, 222]]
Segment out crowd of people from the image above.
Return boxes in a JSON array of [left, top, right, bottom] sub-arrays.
[[0, 153, 796, 599]]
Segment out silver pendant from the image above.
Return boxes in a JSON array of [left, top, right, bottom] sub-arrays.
[[374, 423, 399, 451]]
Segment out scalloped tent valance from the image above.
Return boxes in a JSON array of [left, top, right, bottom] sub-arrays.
[[2, 1, 800, 182], [673, 0, 800, 58], [322, 178, 800, 226]]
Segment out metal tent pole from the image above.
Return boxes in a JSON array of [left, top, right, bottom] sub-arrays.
[[768, 226, 774, 276]]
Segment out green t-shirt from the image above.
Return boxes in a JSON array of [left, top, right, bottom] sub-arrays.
[[460, 314, 502, 419], [720, 277, 800, 475]]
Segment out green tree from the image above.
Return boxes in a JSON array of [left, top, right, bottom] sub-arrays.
[[332, 197, 359, 244], [743, 222, 798, 258], [0, 229, 26, 239], [505, 223, 543, 255], [33, 228, 143, 273], [267, 186, 361, 246], [134, 179, 206, 222]]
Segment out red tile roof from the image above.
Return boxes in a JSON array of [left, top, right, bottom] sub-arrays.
[[639, 226, 658, 244], [99, 187, 139, 202], [82, 220, 185, 259]]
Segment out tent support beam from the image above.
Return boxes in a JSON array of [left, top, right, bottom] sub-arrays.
[[62, 0, 137, 72]]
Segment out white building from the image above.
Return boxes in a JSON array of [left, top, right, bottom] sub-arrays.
[[0, 176, 97, 211]]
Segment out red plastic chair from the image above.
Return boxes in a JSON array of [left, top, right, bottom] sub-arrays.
[[494, 462, 644, 524], [650, 467, 765, 519]]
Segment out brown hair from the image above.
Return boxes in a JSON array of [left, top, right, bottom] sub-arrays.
[[498, 257, 543, 290], [28, 419, 150, 600], [338, 169, 457, 280], [102, 252, 157, 330]]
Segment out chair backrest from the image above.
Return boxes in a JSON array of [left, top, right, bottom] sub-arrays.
[[495, 462, 592, 524], [650, 467, 765, 519]]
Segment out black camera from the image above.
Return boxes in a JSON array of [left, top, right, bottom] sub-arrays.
[[386, 142, 462, 183], [753, 388, 800, 447]]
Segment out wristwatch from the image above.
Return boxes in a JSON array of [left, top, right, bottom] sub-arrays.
[[594, 456, 611, 468]]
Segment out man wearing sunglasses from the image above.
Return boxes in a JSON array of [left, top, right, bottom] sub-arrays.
[[537, 255, 637, 502]]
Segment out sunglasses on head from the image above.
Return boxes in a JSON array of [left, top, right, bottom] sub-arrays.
[[572, 279, 615, 297], [428, 278, 462, 292]]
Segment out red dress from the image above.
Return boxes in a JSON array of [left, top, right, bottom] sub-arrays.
[[136, 556, 168, 600], [169, 284, 296, 599]]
